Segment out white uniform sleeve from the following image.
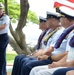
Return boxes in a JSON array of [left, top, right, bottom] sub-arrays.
[[2, 15, 10, 27], [66, 40, 71, 51]]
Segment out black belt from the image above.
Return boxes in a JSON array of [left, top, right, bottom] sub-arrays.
[[0, 33, 7, 36]]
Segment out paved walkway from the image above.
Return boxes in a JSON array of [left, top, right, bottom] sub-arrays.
[[6, 65, 13, 75]]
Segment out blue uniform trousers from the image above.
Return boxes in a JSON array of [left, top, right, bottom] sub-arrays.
[[12, 54, 37, 75], [0, 33, 9, 75], [20, 58, 53, 75], [11, 54, 26, 75], [52, 68, 74, 75]]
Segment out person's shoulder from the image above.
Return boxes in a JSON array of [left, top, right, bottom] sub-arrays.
[[72, 30, 74, 33], [53, 27, 64, 38], [59, 27, 65, 31], [69, 29, 74, 35], [56, 27, 65, 34], [3, 14, 10, 20], [4, 14, 9, 18], [71, 29, 74, 35]]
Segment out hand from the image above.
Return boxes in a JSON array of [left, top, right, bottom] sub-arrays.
[[0, 23, 6, 30], [48, 62, 61, 68], [38, 55, 49, 60]]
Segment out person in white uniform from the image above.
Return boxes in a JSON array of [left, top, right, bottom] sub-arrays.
[[29, 6, 74, 75], [0, 3, 10, 75]]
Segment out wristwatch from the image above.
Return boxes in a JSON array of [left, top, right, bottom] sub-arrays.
[[30, 53, 33, 56], [48, 56, 52, 60]]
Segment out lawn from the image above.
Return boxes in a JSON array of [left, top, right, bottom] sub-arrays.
[[6, 53, 17, 64]]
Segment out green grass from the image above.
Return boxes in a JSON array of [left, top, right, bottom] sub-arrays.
[[6, 53, 17, 63]]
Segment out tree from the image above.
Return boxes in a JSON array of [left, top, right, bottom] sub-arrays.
[[3, 0, 38, 54], [2, 0, 38, 23]]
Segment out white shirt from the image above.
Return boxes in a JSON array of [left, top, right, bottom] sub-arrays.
[[41, 29, 51, 49], [66, 30, 74, 62], [0, 14, 10, 34], [52, 28, 74, 56], [45, 27, 65, 52]]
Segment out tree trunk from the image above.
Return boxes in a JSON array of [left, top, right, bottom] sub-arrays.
[[5, 0, 34, 54], [4, 0, 8, 15]]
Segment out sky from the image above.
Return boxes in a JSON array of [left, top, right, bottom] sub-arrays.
[[16, 0, 55, 17], [28, 0, 55, 17]]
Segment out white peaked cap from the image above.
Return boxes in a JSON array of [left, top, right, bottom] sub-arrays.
[[59, 6, 74, 17]]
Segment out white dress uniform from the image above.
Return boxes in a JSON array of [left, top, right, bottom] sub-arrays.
[[41, 27, 65, 53], [0, 15, 10, 34], [29, 28, 74, 75]]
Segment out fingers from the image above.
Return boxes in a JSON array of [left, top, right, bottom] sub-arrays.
[[37, 56, 42, 60]]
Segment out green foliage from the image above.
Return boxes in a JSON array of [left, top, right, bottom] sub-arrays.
[[0, 0, 3, 3], [28, 10, 39, 24], [6, 53, 17, 63], [0, 0, 38, 24], [8, 3, 20, 19]]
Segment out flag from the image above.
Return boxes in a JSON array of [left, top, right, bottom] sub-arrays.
[[54, 0, 74, 9], [68, 0, 74, 3]]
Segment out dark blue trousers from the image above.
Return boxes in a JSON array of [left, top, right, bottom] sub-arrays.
[[21, 58, 53, 75], [0, 33, 9, 75], [19, 56, 37, 75], [11, 54, 37, 75], [12, 54, 53, 75], [11, 54, 26, 75], [52, 68, 74, 75]]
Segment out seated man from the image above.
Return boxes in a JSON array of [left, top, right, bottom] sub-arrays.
[[29, 6, 74, 75], [36, 16, 48, 50], [11, 16, 48, 75], [12, 12, 65, 75], [46, 36, 74, 75]]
